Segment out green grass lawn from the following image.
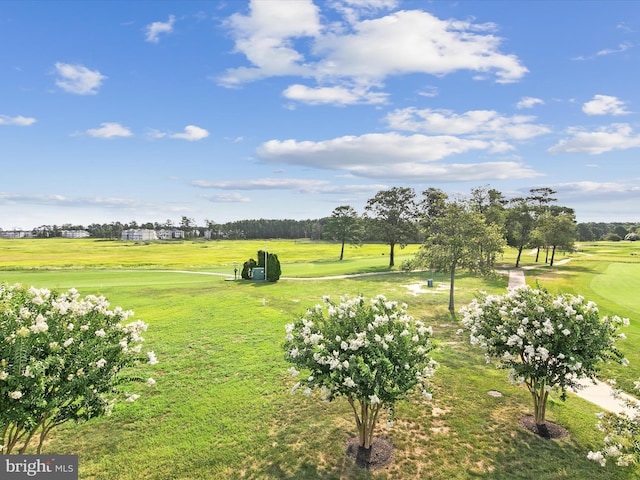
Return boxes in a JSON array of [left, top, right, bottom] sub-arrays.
[[1, 239, 639, 479]]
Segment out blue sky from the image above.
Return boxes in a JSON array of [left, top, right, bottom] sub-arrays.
[[2, 0, 639, 230]]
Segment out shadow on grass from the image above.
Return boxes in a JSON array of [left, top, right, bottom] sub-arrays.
[[464, 426, 639, 480]]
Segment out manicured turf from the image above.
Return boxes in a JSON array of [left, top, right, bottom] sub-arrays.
[[1, 239, 639, 479]]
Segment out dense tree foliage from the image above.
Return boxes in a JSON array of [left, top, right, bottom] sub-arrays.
[[576, 222, 640, 241], [364, 187, 419, 267], [324, 206, 364, 261], [411, 198, 506, 311]]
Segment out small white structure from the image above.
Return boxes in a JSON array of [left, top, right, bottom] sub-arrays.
[[61, 230, 90, 239], [157, 229, 184, 240], [121, 229, 158, 241], [0, 230, 33, 239]]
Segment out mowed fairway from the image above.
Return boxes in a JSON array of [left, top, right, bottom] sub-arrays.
[[1, 239, 639, 479], [592, 263, 640, 314]]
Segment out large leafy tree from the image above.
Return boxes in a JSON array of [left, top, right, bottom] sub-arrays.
[[324, 206, 363, 261], [505, 196, 537, 268], [531, 211, 577, 266], [413, 199, 505, 312], [469, 185, 507, 265], [364, 187, 419, 267], [528, 187, 557, 262], [419, 187, 449, 235], [461, 285, 627, 438]]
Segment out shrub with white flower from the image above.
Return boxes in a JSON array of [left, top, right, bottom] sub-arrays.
[[589, 382, 640, 467], [0, 283, 158, 454], [284, 294, 437, 450], [460, 285, 627, 435]]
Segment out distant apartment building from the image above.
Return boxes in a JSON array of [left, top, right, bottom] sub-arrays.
[[121, 229, 158, 241], [61, 230, 90, 239], [0, 230, 34, 239], [157, 229, 185, 240]]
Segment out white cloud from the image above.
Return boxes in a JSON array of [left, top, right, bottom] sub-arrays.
[[169, 125, 209, 141], [283, 84, 387, 105], [194, 176, 392, 197], [552, 180, 640, 220], [147, 125, 209, 141], [385, 108, 551, 140], [54, 62, 106, 95], [596, 41, 632, 57], [255, 132, 541, 182], [0, 115, 36, 126], [219, 0, 321, 86], [201, 193, 251, 203], [0, 192, 143, 208], [516, 96, 544, 109], [616, 23, 634, 33], [86, 122, 133, 139], [314, 10, 527, 84], [145, 15, 176, 43], [548, 123, 640, 155], [555, 180, 640, 198], [193, 178, 330, 192], [219, 3, 527, 95], [418, 86, 439, 98], [258, 132, 488, 167], [330, 0, 398, 24], [582, 94, 629, 115], [573, 41, 633, 61], [346, 160, 542, 182]]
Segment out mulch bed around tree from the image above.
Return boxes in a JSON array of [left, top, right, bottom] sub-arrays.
[[519, 415, 569, 440], [345, 436, 395, 470]]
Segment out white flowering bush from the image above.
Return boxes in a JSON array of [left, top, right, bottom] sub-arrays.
[[588, 382, 640, 467], [0, 283, 158, 454], [460, 285, 627, 434], [284, 294, 436, 450]]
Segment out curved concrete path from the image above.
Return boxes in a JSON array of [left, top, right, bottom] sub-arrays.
[[507, 268, 637, 416]]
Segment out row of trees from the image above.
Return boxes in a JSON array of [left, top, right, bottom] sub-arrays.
[[578, 222, 640, 242], [326, 186, 576, 266], [323, 186, 578, 311], [9, 185, 637, 244]]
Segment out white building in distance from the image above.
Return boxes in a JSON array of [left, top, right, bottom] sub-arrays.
[[121, 229, 158, 241]]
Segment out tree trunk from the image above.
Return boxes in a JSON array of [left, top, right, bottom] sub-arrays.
[[535, 247, 540, 262], [515, 245, 524, 268], [549, 245, 556, 266], [348, 397, 382, 450], [389, 242, 395, 267], [448, 265, 456, 312], [340, 239, 345, 261], [531, 386, 550, 438]]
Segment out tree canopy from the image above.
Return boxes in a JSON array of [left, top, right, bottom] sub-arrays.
[[364, 187, 419, 267]]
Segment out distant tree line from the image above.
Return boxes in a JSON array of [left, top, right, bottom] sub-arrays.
[[11, 186, 638, 245], [576, 222, 640, 242]]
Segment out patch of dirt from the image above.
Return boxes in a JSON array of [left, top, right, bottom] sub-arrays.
[[430, 424, 450, 435], [345, 436, 395, 470], [431, 407, 450, 417], [519, 415, 569, 440]]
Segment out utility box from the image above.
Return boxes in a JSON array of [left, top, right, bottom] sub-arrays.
[[252, 267, 265, 280]]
